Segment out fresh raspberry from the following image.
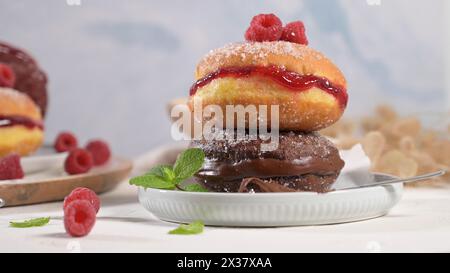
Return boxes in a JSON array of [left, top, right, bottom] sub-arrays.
[[0, 63, 16, 88], [245, 14, 283, 42], [281, 21, 308, 45], [64, 200, 96, 237], [86, 140, 111, 166], [54, 132, 78, 153], [64, 187, 100, 213], [0, 154, 24, 180], [64, 148, 93, 175]]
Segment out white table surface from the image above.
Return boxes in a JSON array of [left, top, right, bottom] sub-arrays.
[[1, 180, 450, 253]]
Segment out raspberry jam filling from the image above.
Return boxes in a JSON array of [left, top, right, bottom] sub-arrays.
[[0, 115, 44, 130], [189, 65, 348, 108]]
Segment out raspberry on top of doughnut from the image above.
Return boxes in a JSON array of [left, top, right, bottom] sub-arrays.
[[188, 13, 348, 132]]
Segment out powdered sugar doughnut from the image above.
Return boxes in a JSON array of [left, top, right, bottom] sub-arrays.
[[0, 88, 44, 157], [189, 41, 348, 131]]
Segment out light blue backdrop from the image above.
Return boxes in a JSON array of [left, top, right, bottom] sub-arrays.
[[0, 0, 448, 156]]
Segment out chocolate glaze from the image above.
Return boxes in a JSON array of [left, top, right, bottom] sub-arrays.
[[239, 178, 296, 193], [197, 157, 343, 181], [0, 42, 48, 116], [237, 174, 339, 193], [191, 131, 345, 193]]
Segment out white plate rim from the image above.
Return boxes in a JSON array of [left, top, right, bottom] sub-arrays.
[[138, 177, 404, 227], [139, 179, 402, 198]]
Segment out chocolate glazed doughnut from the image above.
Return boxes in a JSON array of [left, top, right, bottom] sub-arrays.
[[190, 131, 345, 193], [0, 42, 48, 117]]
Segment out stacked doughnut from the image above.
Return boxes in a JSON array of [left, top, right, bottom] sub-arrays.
[[0, 41, 47, 157], [188, 14, 348, 193]]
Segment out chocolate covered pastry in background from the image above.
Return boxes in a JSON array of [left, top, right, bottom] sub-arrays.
[[0, 41, 48, 117], [320, 105, 450, 186], [187, 14, 348, 193]]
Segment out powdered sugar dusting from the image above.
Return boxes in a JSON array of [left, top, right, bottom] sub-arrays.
[[203, 41, 325, 64], [0, 87, 38, 112], [191, 130, 339, 163]]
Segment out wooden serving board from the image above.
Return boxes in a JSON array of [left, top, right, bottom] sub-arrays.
[[0, 157, 132, 207]]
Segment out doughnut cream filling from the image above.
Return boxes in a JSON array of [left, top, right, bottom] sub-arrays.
[[0, 115, 44, 130], [189, 65, 348, 108]]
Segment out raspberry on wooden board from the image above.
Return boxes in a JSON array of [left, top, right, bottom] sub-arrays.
[[0, 153, 24, 180], [85, 140, 111, 166], [54, 131, 78, 153], [64, 148, 93, 175]]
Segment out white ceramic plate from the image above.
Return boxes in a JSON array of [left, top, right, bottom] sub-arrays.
[[20, 145, 67, 174], [138, 174, 403, 227]]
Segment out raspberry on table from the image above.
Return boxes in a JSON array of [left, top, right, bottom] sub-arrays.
[[0, 63, 16, 88], [0, 154, 24, 180], [281, 21, 308, 45], [64, 187, 100, 213], [86, 140, 111, 166], [64, 148, 93, 175], [64, 199, 96, 237], [245, 13, 283, 42], [54, 132, 78, 153]]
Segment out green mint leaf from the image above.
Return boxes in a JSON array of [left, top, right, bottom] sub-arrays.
[[183, 184, 208, 192], [129, 174, 175, 189], [168, 220, 204, 235], [173, 148, 205, 182], [10, 217, 50, 228], [147, 165, 171, 176], [162, 167, 176, 182], [130, 148, 205, 190], [147, 165, 176, 182]]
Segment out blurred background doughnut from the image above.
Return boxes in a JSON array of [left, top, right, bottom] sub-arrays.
[[0, 87, 44, 157]]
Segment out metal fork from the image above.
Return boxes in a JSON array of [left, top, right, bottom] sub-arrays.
[[337, 170, 446, 191]]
